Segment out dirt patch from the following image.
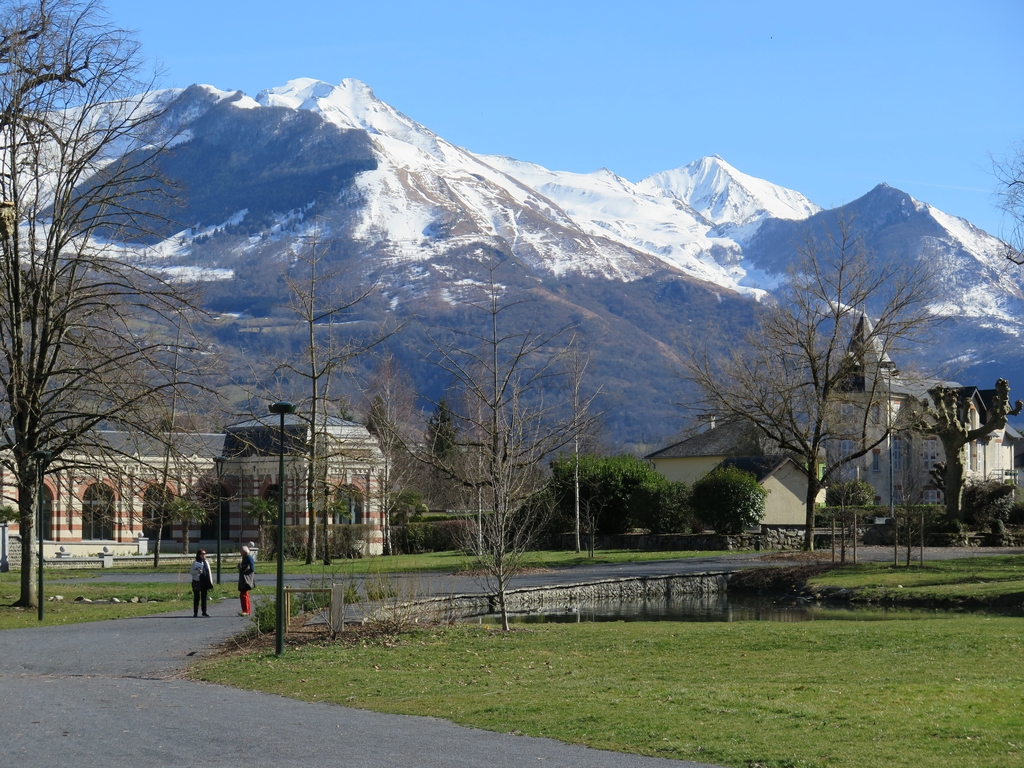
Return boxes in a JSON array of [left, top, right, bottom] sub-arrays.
[[729, 563, 835, 595]]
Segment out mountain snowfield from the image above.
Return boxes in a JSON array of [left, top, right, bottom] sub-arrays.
[[228, 78, 825, 296], [168, 77, 1020, 325], [109, 76, 1024, 446]]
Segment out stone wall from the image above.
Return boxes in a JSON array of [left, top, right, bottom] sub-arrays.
[[5, 533, 20, 571], [382, 571, 731, 622], [554, 528, 806, 552]]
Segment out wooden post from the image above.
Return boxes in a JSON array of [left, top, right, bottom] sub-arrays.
[[852, 510, 857, 565], [920, 510, 925, 568], [283, 587, 291, 634], [331, 584, 346, 635]]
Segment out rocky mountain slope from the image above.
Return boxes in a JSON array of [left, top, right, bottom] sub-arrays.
[[124, 79, 1024, 450]]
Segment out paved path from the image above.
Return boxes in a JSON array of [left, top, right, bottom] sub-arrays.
[[2, 557, 753, 768]]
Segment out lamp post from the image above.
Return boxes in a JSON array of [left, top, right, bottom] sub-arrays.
[[34, 450, 51, 622], [214, 456, 225, 585], [269, 401, 296, 657], [883, 362, 899, 566]]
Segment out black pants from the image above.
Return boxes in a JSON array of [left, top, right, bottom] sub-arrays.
[[192, 585, 209, 616]]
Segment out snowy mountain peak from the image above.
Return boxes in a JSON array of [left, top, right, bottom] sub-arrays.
[[255, 77, 443, 159], [638, 155, 820, 230]]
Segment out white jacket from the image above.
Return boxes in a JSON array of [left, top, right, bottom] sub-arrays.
[[189, 559, 210, 584]]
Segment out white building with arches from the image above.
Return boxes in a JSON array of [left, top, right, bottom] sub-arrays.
[[1, 415, 386, 562]]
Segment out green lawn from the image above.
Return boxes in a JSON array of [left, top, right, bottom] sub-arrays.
[[16, 548, 720, 578], [806, 555, 1024, 605], [0, 580, 198, 629], [194, 616, 1023, 768]]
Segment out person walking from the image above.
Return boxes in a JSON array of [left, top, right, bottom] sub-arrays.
[[237, 544, 255, 616], [190, 549, 213, 617]]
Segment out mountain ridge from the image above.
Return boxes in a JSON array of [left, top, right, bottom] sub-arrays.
[[118, 78, 1024, 449]]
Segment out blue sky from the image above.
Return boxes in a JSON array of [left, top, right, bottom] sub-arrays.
[[104, 0, 1024, 236]]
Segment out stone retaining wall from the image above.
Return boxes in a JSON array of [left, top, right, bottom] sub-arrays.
[[381, 571, 731, 621], [555, 529, 806, 552], [5, 533, 21, 571]]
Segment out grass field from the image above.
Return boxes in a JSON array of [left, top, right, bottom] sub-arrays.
[[806, 555, 1024, 605], [19, 548, 717, 578], [191, 554, 1024, 768], [193, 615, 1023, 768], [0, 578, 200, 629]]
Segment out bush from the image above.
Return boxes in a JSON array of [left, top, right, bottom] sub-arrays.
[[260, 524, 372, 561], [691, 466, 767, 535], [825, 479, 876, 507], [1009, 500, 1024, 526], [548, 454, 685, 535], [961, 480, 1014, 528], [393, 518, 473, 554], [632, 478, 696, 534]]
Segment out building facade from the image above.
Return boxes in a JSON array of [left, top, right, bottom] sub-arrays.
[[1, 415, 387, 559]]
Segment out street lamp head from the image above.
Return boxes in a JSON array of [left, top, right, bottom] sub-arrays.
[[269, 401, 297, 416], [213, 455, 226, 469], [33, 450, 51, 462]]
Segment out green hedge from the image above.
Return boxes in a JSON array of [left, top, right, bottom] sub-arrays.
[[259, 524, 372, 560], [393, 519, 473, 554], [814, 505, 948, 528]]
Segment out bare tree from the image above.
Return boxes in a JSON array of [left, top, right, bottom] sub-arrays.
[[363, 352, 419, 555], [418, 261, 580, 630], [0, 1, 206, 607], [562, 333, 601, 553], [914, 379, 1022, 522], [274, 219, 394, 563], [687, 219, 935, 550], [994, 141, 1024, 263]]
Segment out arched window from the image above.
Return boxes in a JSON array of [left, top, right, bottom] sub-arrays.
[[333, 485, 363, 524], [142, 485, 173, 541], [82, 484, 115, 541], [199, 482, 231, 540]]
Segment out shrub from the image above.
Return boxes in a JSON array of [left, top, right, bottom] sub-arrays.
[[825, 479, 876, 507], [961, 480, 1014, 528], [632, 478, 696, 534], [393, 518, 473, 554], [548, 454, 681, 535], [691, 466, 767, 535], [1008, 500, 1024, 526], [260, 524, 372, 561]]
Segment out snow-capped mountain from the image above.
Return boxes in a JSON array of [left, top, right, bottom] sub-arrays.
[[125, 78, 1024, 447], [186, 78, 820, 297]]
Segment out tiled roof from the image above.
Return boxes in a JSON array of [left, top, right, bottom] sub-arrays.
[[716, 454, 799, 483], [645, 421, 761, 460]]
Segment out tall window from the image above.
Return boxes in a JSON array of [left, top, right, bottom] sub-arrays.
[[200, 487, 231, 540], [142, 486, 173, 541], [892, 439, 904, 472], [922, 437, 938, 471], [872, 449, 881, 473], [333, 486, 363, 524], [82, 484, 115, 541]]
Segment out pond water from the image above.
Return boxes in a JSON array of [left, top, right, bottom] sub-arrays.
[[460, 595, 1023, 624]]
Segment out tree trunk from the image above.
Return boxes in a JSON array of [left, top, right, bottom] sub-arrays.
[[803, 475, 819, 551], [15, 478, 36, 608], [941, 437, 967, 522], [153, 529, 163, 568]]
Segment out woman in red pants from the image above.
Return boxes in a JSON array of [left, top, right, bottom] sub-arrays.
[[237, 544, 255, 616]]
